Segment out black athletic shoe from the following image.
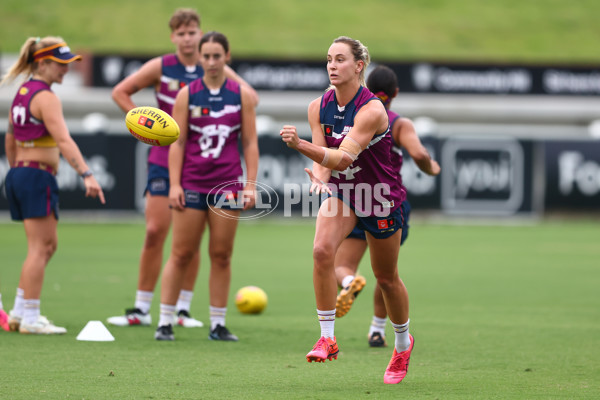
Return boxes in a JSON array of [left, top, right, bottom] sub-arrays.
[[368, 331, 387, 347], [155, 324, 175, 341], [209, 324, 238, 341]]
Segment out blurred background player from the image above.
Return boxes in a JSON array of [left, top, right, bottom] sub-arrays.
[[154, 31, 259, 341], [334, 64, 441, 347], [108, 9, 258, 329], [2, 36, 105, 335]]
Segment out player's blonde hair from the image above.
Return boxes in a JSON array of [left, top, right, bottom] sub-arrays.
[[0, 36, 64, 85], [169, 8, 201, 31], [334, 36, 370, 85], [326, 36, 371, 92]]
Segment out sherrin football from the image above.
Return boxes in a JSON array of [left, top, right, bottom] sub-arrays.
[[125, 106, 180, 146], [235, 286, 268, 314]]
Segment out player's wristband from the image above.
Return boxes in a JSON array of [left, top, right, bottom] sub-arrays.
[[81, 170, 93, 178]]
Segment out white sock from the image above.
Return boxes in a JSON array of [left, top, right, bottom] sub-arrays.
[[391, 319, 411, 352], [0, 293, 4, 310], [369, 316, 387, 336], [23, 299, 41, 325], [13, 288, 25, 316], [176, 290, 194, 312], [341, 275, 355, 289], [209, 306, 227, 330], [158, 303, 176, 327], [317, 309, 336, 338], [134, 290, 153, 314]]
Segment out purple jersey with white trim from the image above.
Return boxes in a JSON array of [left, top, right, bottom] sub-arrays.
[[319, 87, 406, 216], [148, 54, 204, 167], [387, 109, 404, 186], [11, 80, 51, 142], [181, 78, 244, 193]]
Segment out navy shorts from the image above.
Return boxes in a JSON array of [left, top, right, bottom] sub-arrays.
[[5, 167, 59, 221], [354, 200, 411, 241], [182, 189, 239, 211], [145, 163, 170, 196], [347, 226, 367, 241]]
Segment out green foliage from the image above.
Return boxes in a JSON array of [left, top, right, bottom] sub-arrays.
[[1, 220, 599, 399], [1, 0, 600, 62]]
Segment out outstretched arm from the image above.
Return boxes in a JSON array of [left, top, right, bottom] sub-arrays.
[[281, 98, 388, 172]]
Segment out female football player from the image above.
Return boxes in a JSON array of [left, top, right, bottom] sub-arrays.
[[155, 31, 258, 342], [280, 37, 416, 384], [2, 36, 105, 334], [108, 9, 258, 329]]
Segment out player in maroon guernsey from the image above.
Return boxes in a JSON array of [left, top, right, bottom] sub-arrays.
[[280, 37, 419, 384], [108, 9, 258, 330], [155, 32, 258, 342], [2, 36, 105, 335]]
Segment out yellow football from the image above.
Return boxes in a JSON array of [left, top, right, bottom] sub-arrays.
[[235, 286, 268, 314], [125, 106, 180, 146]]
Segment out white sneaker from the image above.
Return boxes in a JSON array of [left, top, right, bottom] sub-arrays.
[[107, 307, 151, 326], [8, 311, 50, 332], [19, 315, 67, 335], [176, 310, 204, 328]]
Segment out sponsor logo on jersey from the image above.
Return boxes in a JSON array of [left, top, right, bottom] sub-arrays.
[[322, 124, 334, 136], [192, 106, 211, 118], [168, 80, 180, 91]]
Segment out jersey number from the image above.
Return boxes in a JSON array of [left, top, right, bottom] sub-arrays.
[[198, 124, 231, 158], [12, 105, 26, 126]]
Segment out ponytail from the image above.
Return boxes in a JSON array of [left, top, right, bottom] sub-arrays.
[[1, 36, 64, 85]]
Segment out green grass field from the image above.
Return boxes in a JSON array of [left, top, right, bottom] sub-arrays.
[[2, 0, 599, 62], [0, 218, 598, 399]]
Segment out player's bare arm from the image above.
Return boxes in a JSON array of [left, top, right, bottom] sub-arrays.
[[5, 113, 16, 167], [240, 87, 259, 210], [395, 118, 440, 176], [168, 86, 190, 210], [112, 57, 162, 113]]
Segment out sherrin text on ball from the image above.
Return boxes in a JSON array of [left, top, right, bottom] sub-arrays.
[[125, 106, 180, 146]]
